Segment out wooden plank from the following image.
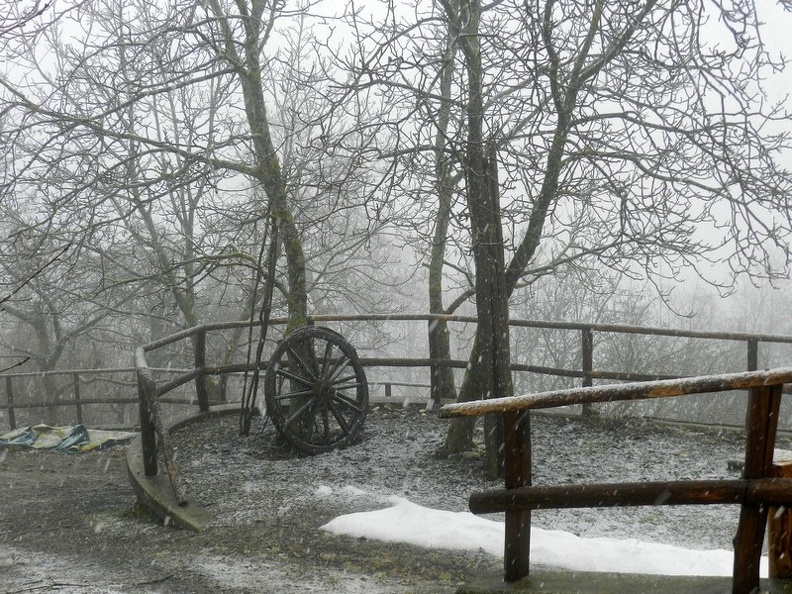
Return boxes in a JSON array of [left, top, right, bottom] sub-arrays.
[[581, 328, 595, 417], [469, 479, 750, 514], [469, 478, 792, 514], [503, 411, 531, 582], [136, 365, 158, 477], [143, 388, 189, 506], [193, 328, 210, 412], [769, 461, 792, 578], [733, 384, 782, 594], [439, 368, 792, 418]]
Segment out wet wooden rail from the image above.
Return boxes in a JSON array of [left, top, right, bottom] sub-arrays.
[[440, 367, 792, 594]]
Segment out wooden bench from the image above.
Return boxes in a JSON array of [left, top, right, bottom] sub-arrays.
[[439, 367, 792, 594]]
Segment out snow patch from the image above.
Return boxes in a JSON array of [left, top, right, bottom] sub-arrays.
[[321, 498, 769, 578]]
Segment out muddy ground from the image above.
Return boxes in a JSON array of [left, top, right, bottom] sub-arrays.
[[0, 406, 762, 593]]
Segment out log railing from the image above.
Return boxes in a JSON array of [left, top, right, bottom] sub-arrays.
[[8, 313, 792, 431], [440, 368, 792, 594]]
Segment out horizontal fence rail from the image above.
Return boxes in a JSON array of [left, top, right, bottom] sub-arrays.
[[440, 368, 792, 593], [4, 313, 792, 433]]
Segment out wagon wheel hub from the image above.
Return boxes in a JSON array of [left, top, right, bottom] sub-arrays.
[[313, 380, 332, 403]]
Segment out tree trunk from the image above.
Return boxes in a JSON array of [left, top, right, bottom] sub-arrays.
[[441, 332, 481, 454], [445, 0, 514, 477], [426, 12, 460, 410], [206, 0, 309, 332], [428, 318, 456, 408], [427, 180, 456, 408]]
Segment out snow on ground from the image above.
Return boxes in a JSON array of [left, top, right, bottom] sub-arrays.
[[319, 487, 769, 578], [171, 407, 783, 586]]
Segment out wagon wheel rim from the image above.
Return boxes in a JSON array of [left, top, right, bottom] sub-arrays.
[[265, 326, 368, 454]]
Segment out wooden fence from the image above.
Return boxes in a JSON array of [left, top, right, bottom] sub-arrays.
[[440, 368, 792, 594], [0, 367, 427, 431], [5, 313, 792, 431], [7, 314, 792, 591]]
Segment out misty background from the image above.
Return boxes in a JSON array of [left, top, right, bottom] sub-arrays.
[[1, 0, 792, 436]]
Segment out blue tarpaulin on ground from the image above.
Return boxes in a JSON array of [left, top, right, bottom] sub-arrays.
[[0, 424, 137, 453]]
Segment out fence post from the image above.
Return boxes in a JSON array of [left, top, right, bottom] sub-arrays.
[[73, 373, 83, 425], [769, 457, 792, 578], [581, 328, 595, 417], [141, 375, 188, 505], [755, 334, 792, 579], [733, 383, 782, 593], [194, 327, 209, 412], [385, 383, 392, 400], [136, 365, 158, 477], [5, 376, 15, 430], [503, 410, 531, 582], [747, 339, 758, 372]]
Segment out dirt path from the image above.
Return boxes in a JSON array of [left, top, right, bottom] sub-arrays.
[[0, 448, 209, 594], [0, 410, 496, 594]]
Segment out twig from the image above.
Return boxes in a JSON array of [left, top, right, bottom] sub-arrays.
[[0, 243, 70, 308], [5, 573, 173, 593], [0, 357, 30, 374]]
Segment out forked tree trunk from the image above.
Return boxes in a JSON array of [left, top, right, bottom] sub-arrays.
[[440, 0, 514, 478]]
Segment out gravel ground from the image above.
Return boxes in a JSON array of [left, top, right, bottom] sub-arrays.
[[172, 405, 758, 551], [0, 404, 778, 593]]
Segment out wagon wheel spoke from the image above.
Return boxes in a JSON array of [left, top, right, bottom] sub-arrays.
[[327, 355, 352, 383], [328, 399, 353, 435], [274, 367, 315, 388], [320, 340, 335, 378], [284, 396, 319, 430], [329, 390, 365, 415], [329, 373, 361, 388], [271, 387, 314, 402], [321, 406, 332, 444], [332, 381, 365, 391], [285, 344, 319, 381]]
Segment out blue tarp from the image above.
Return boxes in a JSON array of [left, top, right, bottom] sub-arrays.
[[0, 424, 137, 453]]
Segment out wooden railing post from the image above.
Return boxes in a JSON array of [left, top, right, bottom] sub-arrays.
[[136, 361, 188, 504], [752, 336, 792, 579], [136, 365, 158, 477], [581, 327, 594, 417], [503, 410, 531, 582], [194, 327, 209, 412], [769, 457, 792, 578], [733, 383, 782, 594], [5, 376, 16, 430], [73, 373, 83, 425], [747, 338, 758, 372]]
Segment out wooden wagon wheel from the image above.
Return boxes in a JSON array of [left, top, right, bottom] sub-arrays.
[[264, 326, 369, 454]]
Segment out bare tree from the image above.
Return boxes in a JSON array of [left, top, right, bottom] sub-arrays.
[[0, 0, 401, 349], [0, 221, 132, 422], [0, 0, 314, 337], [343, 0, 792, 469]]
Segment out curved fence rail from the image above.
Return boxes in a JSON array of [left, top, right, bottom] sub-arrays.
[[5, 313, 792, 434]]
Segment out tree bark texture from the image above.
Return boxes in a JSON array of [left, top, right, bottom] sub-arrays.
[[427, 12, 460, 409], [207, 0, 309, 332], [445, 0, 514, 476]]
